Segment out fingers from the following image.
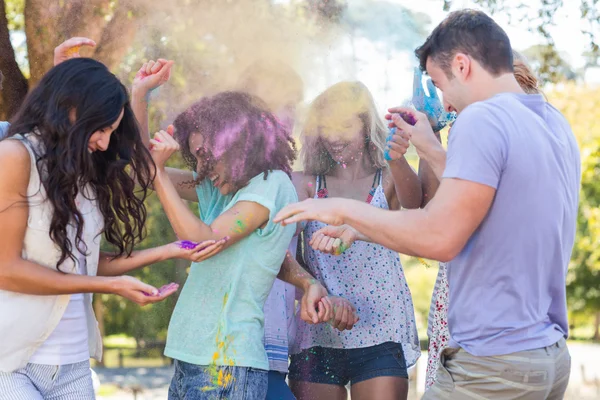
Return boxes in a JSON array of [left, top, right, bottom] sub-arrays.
[[192, 238, 228, 261], [65, 37, 96, 48], [154, 130, 179, 148], [425, 79, 439, 100], [391, 112, 416, 133], [146, 60, 155, 75], [324, 237, 336, 253], [150, 60, 163, 74], [274, 207, 306, 226], [412, 67, 425, 104], [320, 296, 333, 322], [166, 125, 175, 136]]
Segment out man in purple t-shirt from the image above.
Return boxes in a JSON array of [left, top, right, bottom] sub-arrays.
[[274, 9, 580, 399]]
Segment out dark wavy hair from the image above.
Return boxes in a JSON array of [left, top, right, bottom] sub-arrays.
[[173, 91, 296, 191], [7, 58, 155, 268]]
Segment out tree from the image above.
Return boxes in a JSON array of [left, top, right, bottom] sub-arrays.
[[0, 0, 143, 120], [445, 0, 600, 84]]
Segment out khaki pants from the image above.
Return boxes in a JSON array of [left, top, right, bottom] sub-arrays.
[[423, 338, 571, 399]]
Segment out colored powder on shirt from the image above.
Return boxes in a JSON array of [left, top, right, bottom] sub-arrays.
[[201, 292, 236, 391]]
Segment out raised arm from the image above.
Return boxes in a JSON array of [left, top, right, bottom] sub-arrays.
[[0, 141, 169, 305], [130, 59, 198, 201], [383, 127, 422, 210]]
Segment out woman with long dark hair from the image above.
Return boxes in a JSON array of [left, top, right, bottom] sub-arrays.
[[0, 58, 218, 399]]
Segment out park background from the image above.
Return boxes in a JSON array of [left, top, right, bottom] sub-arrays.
[[1, 0, 599, 398]]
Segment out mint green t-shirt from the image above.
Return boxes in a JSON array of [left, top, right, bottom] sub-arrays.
[[164, 170, 297, 370]]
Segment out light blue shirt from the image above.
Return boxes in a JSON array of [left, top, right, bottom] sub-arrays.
[[443, 93, 580, 356], [165, 171, 297, 370], [0, 122, 9, 139]]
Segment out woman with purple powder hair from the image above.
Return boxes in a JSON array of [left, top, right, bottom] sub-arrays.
[[131, 64, 355, 399]]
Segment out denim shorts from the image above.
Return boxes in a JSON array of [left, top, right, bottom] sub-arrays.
[[288, 342, 408, 386], [168, 360, 268, 400], [266, 371, 296, 400]]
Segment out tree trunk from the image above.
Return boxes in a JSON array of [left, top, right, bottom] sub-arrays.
[[24, 0, 141, 88], [0, 0, 28, 120]]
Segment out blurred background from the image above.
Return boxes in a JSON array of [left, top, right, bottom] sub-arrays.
[[1, 0, 599, 398]]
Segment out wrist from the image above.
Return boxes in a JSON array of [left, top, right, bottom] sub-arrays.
[[420, 141, 446, 164], [302, 277, 318, 293], [97, 276, 120, 294], [132, 86, 150, 102]]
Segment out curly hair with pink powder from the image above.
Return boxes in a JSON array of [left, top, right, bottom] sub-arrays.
[[173, 91, 297, 192]]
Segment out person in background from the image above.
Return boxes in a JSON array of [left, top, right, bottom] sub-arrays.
[[0, 37, 97, 140]]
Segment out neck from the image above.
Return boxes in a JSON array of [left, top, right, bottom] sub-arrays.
[[329, 149, 376, 180], [476, 73, 525, 101]]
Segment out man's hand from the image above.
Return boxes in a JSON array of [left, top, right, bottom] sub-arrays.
[[132, 59, 174, 96], [274, 198, 349, 227], [309, 225, 359, 255], [386, 108, 444, 160], [411, 67, 455, 131], [53, 37, 96, 66]]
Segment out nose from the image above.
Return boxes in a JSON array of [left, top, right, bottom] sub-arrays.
[[443, 99, 456, 113], [96, 135, 111, 152]]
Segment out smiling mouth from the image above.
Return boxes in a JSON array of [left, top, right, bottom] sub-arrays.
[[209, 173, 222, 188], [329, 144, 349, 154]]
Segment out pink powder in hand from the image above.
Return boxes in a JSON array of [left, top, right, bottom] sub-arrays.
[[143, 282, 179, 297]]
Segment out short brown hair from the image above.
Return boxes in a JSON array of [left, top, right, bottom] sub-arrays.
[[416, 9, 514, 78]]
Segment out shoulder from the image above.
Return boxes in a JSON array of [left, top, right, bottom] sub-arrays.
[[291, 170, 314, 200], [0, 139, 31, 193]]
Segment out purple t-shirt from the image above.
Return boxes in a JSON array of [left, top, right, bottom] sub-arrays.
[[443, 93, 580, 356]]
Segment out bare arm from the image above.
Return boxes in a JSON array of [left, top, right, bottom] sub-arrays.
[[419, 131, 443, 206], [275, 178, 495, 262], [153, 168, 269, 249], [277, 251, 316, 292], [0, 142, 134, 295], [0, 141, 178, 305], [98, 245, 174, 277], [387, 158, 422, 210], [131, 59, 198, 201]]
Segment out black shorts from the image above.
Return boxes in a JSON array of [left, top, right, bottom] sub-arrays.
[[288, 342, 408, 386]]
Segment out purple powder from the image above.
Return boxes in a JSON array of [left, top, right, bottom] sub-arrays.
[[178, 240, 199, 250], [400, 112, 417, 126]]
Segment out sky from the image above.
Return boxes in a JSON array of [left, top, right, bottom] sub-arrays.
[[300, 0, 598, 109]]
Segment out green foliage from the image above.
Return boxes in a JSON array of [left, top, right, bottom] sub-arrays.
[[567, 135, 600, 317]]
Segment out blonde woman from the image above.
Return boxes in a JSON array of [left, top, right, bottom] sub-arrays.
[[289, 82, 422, 400]]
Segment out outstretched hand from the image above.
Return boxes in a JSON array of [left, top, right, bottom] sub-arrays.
[[168, 238, 229, 263], [113, 275, 179, 306], [274, 198, 348, 227], [53, 37, 96, 66]]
